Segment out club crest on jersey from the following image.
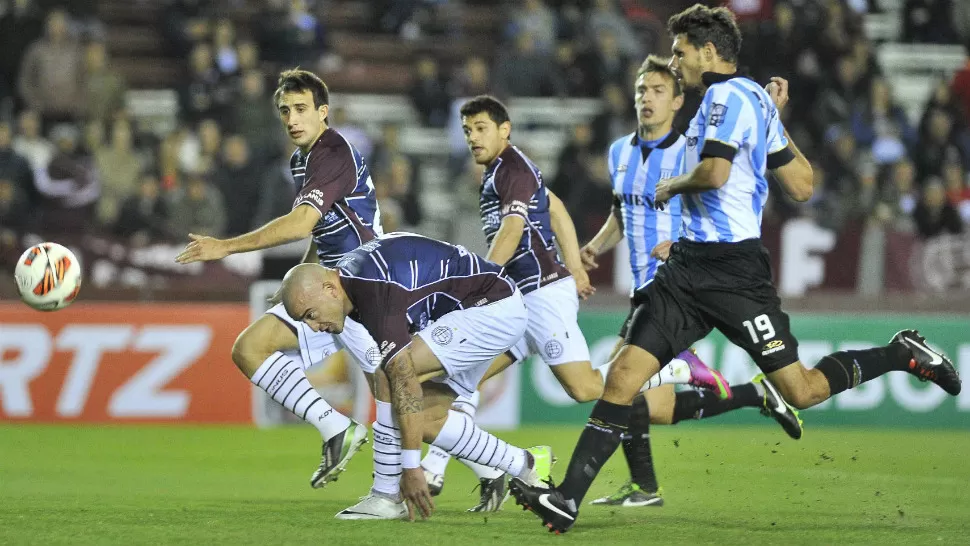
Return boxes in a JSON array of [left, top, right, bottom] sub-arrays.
[[365, 346, 382, 368], [709, 103, 729, 127], [431, 326, 453, 345], [544, 339, 563, 359], [323, 210, 340, 224], [617, 164, 628, 173], [687, 136, 699, 149]]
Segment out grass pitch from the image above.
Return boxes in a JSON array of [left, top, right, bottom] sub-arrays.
[[1, 423, 968, 545]]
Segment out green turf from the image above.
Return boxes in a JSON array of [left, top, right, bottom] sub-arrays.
[[1, 424, 968, 545]]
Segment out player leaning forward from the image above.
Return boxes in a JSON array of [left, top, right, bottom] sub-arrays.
[[176, 69, 382, 488], [277, 233, 554, 521], [510, 4, 962, 534]]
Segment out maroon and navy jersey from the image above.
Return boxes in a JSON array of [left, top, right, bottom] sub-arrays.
[[291, 128, 383, 267], [479, 145, 569, 295], [337, 232, 517, 366]]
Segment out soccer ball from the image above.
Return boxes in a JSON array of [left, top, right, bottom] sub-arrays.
[[14, 242, 82, 311]]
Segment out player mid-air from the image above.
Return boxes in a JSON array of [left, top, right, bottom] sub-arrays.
[[176, 69, 381, 491], [277, 232, 555, 521], [510, 4, 961, 533]]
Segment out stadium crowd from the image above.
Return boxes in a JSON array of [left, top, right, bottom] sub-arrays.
[[1, 0, 969, 260]]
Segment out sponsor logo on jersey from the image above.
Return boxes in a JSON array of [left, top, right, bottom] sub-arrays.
[[617, 164, 628, 173], [761, 339, 786, 356], [379, 341, 397, 359], [431, 326, 453, 345], [305, 188, 327, 206], [501, 200, 529, 216], [618, 193, 656, 208], [542, 272, 559, 282]]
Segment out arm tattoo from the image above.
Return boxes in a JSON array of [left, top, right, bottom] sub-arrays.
[[387, 350, 423, 415]]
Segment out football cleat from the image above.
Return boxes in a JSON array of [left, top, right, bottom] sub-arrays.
[[423, 469, 445, 497], [335, 493, 408, 520], [310, 420, 368, 489], [509, 479, 577, 534], [679, 348, 733, 400], [589, 482, 664, 507], [892, 329, 962, 395], [468, 475, 509, 512], [753, 374, 803, 440], [518, 445, 555, 487]]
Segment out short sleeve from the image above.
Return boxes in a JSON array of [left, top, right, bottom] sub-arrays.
[[293, 145, 357, 216], [700, 84, 746, 162], [494, 161, 538, 220], [766, 109, 795, 169]]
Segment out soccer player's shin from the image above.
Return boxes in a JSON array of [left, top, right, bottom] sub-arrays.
[[371, 400, 402, 500], [671, 383, 762, 423], [815, 343, 912, 397], [251, 351, 350, 438], [421, 391, 480, 476], [432, 410, 530, 480], [623, 394, 658, 492], [559, 400, 630, 505]]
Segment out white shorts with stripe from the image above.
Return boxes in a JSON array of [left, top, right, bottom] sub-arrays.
[[509, 276, 590, 366], [266, 303, 381, 373]]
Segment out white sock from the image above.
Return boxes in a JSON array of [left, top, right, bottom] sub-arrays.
[[642, 357, 692, 391], [432, 410, 528, 478], [251, 352, 351, 440], [371, 400, 401, 500], [421, 391, 481, 476]]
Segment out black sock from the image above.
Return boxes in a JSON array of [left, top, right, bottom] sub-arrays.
[[670, 383, 763, 424], [622, 394, 658, 492], [558, 399, 630, 505], [815, 342, 911, 397]]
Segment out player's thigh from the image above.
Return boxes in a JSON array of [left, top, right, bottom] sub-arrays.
[[644, 384, 676, 425], [232, 312, 300, 376], [523, 278, 591, 366]]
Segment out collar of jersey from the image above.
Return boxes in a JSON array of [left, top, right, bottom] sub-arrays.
[[628, 130, 680, 150], [702, 71, 740, 86]]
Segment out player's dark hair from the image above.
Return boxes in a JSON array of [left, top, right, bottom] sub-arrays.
[[274, 68, 330, 109], [459, 95, 511, 127], [667, 4, 742, 64], [637, 55, 683, 97]]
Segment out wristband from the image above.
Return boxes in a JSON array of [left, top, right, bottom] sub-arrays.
[[401, 449, 421, 469]]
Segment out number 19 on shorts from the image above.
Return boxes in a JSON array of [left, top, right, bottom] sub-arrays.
[[743, 314, 775, 343]]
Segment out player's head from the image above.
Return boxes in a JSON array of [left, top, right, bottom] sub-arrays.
[[279, 263, 349, 335], [274, 68, 330, 150], [635, 55, 684, 133], [460, 95, 511, 165], [667, 4, 742, 88]]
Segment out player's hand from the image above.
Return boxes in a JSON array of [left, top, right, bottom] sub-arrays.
[[580, 244, 599, 270], [766, 77, 789, 110], [654, 181, 673, 209], [572, 268, 596, 300], [650, 240, 673, 262], [401, 467, 435, 521], [175, 234, 229, 264]]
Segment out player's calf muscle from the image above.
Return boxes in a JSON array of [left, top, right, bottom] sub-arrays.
[[768, 363, 831, 409], [553, 362, 604, 402]]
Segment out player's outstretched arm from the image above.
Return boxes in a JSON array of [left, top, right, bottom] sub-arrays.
[[485, 214, 526, 266], [384, 348, 434, 520], [581, 204, 624, 270], [547, 190, 595, 299], [175, 204, 321, 264]]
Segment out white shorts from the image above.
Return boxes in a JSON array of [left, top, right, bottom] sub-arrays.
[[417, 290, 528, 398], [509, 277, 590, 366], [267, 303, 381, 373]]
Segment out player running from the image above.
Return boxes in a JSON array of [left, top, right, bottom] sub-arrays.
[[277, 233, 555, 521], [580, 55, 803, 508], [418, 95, 730, 511], [176, 69, 381, 490], [510, 4, 961, 533]]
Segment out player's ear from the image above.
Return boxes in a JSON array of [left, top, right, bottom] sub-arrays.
[[499, 120, 511, 140], [318, 104, 329, 124], [703, 42, 716, 64], [672, 92, 684, 112]]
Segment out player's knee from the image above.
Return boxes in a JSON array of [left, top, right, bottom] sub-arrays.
[[561, 379, 603, 403], [231, 330, 273, 377]]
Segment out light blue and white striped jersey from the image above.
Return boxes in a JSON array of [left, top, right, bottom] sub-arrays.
[[681, 73, 790, 243], [608, 131, 685, 294]]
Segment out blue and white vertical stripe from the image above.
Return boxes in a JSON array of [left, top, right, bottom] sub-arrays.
[[681, 76, 788, 243], [608, 133, 685, 294]]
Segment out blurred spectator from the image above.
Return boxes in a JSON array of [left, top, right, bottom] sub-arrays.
[[914, 178, 963, 237], [17, 9, 84, 127], [212, 135, 261, 235], [373, 0, 421, 35], [81, 119, 104, 157], [212, 18, 240, 77], [179, 118, 223, 175], [951, 51, 970, 126], [555, 41, 595, 97], [492, 33, 564, 98], [874, 158, 919, 232], [409, 56, 450, 128], [377, 153, 422, 228], [82, 41, 127, 124], [506, 0, 557, 53], [814, 55, 863, 136], [179, 43, 229, 124], [903, 0, 960, 44], [330, 107, 374, 159], [549, 122, 595, 210], [581, 31, 632, 98], [252, 159, 298, 229], [166, 170, 227, 238], [0, 0, 44, 113], [591, 83, 632, 151], [231, 69, 282, 163], [587, 0, 641, 57], [260, 0, 327, 65], [942, 160, 970, 223], [37, 123, 100, 232], [816, 0, 861, 66], [370, 123, 404, 175], [12, 109, 53, 174], [96, 118, 142, 227], [0, 119, 37, 217], [850, 77, 914, 165], [163, 0, 211, 56], [954, 2, 970, 42], [817, 126, 870, 230], [115, 172, 170, 239], [0, 176, 30, 232], [236, 39, 261, 74], [913, 108, 968, 180]]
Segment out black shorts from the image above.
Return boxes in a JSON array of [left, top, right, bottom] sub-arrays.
[[618, 289, 648, 339], [625, 238, 799, 373]]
